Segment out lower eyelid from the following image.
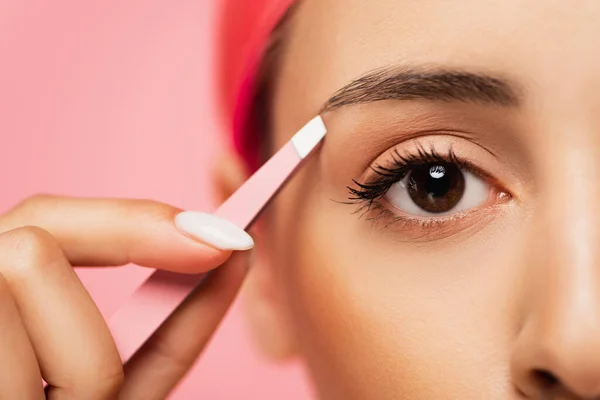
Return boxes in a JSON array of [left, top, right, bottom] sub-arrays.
[[351, 173, 512, 240], [364, 199, 506, 242]]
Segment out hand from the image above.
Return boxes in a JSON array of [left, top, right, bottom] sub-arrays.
[[0, 195, 253, 400]]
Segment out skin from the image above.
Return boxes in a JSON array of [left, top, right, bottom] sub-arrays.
[[7, 0, 600, 399], [216, 0, 600, 399], [0, 195, 250, 399]]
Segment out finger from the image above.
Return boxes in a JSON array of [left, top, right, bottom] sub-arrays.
[[119, 250, 251, 400], [0, 227, 124, 399], [0, 273, 45, 400], [0, 195, 252, 273]]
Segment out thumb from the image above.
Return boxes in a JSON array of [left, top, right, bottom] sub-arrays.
[[119, 249, 252, 399]]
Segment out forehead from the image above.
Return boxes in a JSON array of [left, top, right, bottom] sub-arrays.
[[273, 0, 600, 120]]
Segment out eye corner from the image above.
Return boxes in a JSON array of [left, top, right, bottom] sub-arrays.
[[496, 189, 513, 202]]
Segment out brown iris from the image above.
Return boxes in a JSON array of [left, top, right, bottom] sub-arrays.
[[407, 163, 465, 213]]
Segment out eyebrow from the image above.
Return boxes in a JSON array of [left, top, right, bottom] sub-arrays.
[[321, 66, 521, 112]]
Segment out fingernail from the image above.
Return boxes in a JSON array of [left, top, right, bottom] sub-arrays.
[[174, 211, 254, 251]]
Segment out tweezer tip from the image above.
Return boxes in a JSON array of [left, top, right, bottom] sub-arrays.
[[290, 116, 327, 159]]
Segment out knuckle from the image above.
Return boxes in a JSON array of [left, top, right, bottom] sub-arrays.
[[96, 366, 125, 398], [5, 194, 58, 227], [147, 335, 197, 376], [67, 365, 124, 399], [0, 226, 63, 274], [13, 194, 55, 217], [119, 198, 175, 225], [83, 349, 125, 397]]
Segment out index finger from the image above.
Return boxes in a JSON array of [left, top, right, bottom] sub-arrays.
[[0, 195, 254, 273]]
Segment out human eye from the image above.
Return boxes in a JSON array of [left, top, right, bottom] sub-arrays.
[[347, 140, 512, 235]]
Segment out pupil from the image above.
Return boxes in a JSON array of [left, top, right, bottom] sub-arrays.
[[407, 163, 465, 213]]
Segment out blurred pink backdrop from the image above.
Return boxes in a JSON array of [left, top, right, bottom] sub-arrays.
[[0, 1, 312, 398]]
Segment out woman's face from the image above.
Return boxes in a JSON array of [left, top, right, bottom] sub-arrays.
[[250, 0, 600, 398]]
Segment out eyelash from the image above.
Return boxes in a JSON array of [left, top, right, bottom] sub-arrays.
[[347, 143, 498, 230]]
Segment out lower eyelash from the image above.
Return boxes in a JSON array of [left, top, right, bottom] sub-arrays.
[[352, 197, 453, 230], [354, 198, 498, 241]]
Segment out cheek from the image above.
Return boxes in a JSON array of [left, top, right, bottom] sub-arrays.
[[268, 165, 526, 398]]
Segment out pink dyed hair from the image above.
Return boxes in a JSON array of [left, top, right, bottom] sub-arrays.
[[216, 0, 296, 170]]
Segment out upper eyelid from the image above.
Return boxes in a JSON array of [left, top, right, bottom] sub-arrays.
[[357, 130, 500, 175], [371, 144, 499, 184], [366, 134, 513, 191]]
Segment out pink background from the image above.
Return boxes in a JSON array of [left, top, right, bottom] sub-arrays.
[[0, 1, 312, 398]]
